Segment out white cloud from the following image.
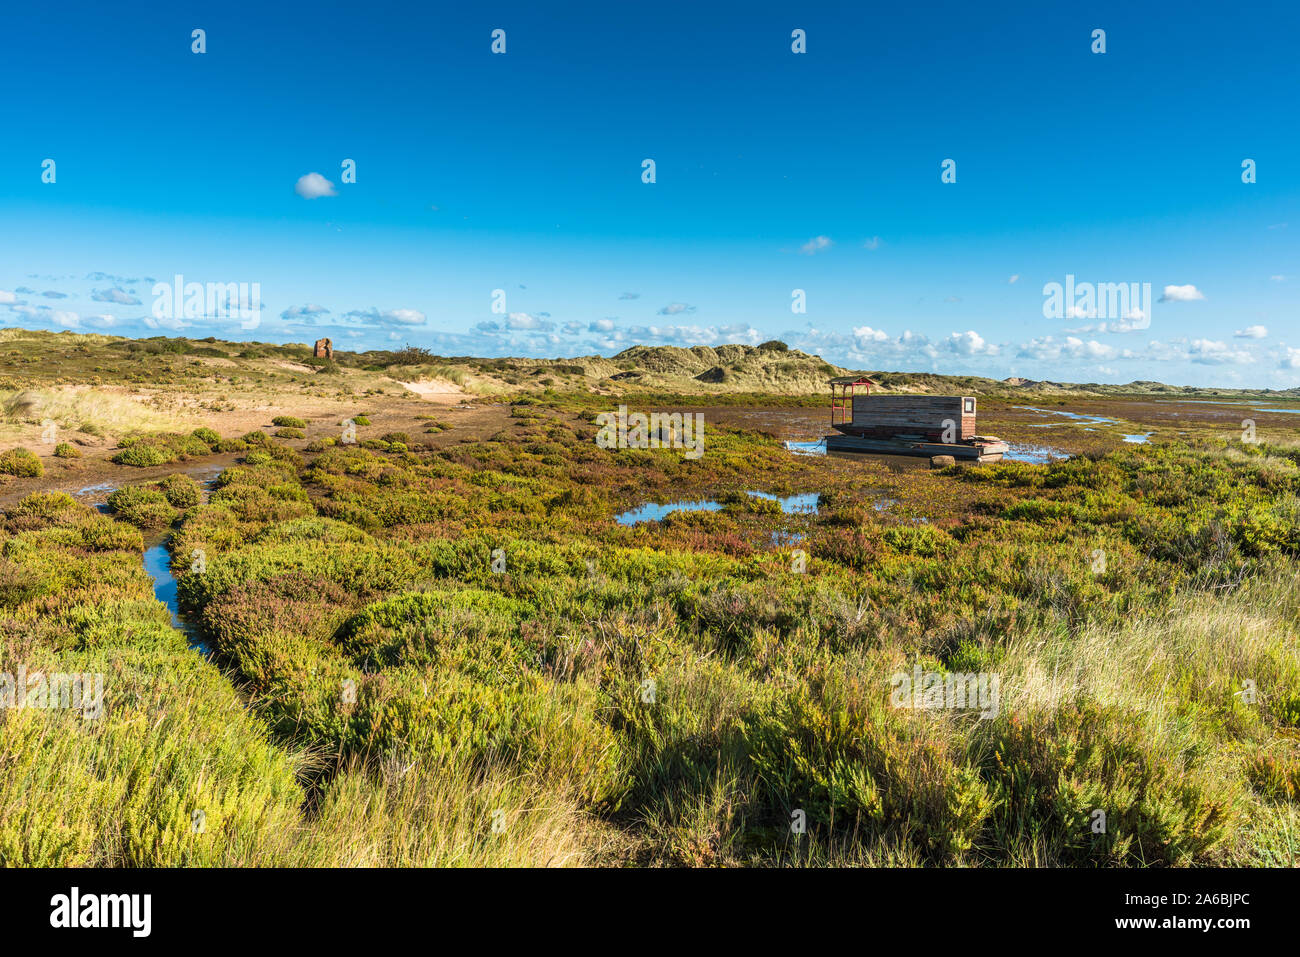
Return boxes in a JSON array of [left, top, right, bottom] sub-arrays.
[[587, 322, 764, 351], [1270, 275, 1287, 282], [799, 235, 833, 255], [295, 172, 337, 199], [589, 318, 615, 332], [144, 315, 190, 331], [1074, 337, 1117, 359], [1281, 348, 1300, 369], [91, 286, 140, 305], [506, 312, 544, 329], [1008, 274, 1019, 284], [10, 304, 81, 328], [0, 290, 17, 304], [852, 326, 888, 342], [657, 302, 695, 316], [341, 307, 425, 327], [945, 330, 1000, 356], [863, 236, 881, 250], [1158, 284, 1205, 302], [1068, 308, 1149, 335], [280, 303, 330, 320], [1187, 338, 1252, 364], [1235, 325, 1268, 339], [1018, 335, 1116, 361], [383, 308, 425, 325]]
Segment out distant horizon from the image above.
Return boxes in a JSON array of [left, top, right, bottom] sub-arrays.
[[7, 324, 1299, 394], [2, 1, 1297, 386]]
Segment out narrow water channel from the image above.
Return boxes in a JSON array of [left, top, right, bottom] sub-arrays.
[[75, 462, 225, 657], [143, 537, 210, 655]]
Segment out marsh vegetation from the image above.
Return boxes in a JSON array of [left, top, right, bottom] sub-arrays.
[[2, 335, 1299, 867]]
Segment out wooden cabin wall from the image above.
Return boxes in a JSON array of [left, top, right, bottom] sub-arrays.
[[848, 395, 976, 439]]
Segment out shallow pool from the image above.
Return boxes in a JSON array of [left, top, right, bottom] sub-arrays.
[[1016, 406, 1118, 427], [616, 490, 821, 525], [1002, 443, 1071, 464]]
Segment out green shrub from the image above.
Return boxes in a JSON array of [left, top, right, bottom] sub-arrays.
[[982, 703, 1243, 865], [159, 473, 201, 509], [107, 486, 179, 529], [274, 428, 305, 439], [272, 416, 307, 429], [53, 442, 81, 459], [0, 447, 44, 477], [112, 443, 170, 467]]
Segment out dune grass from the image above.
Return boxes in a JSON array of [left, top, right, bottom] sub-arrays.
[[0, 386, 177, 439]]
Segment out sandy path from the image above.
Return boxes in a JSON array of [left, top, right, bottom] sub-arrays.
[[393, 378, 467, 404]]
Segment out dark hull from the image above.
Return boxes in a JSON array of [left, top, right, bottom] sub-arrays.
[[825, 433, 1008, 463]]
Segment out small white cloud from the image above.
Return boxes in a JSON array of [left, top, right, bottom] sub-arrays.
[[295, 172, 337, 199], [799, 235, 833, 255], [1007, 274, 1019, 284], [1187, 338, 1252, 364], [1235, 325, 1268, 339], [657, 302, 695, 315], [863, 236, 881, 250], [341, 307, 426, 327], [852, 326, 888, 342], [144, 315, 190, 331], [91, 286, 141, 305], [589, 318, 615, 332], [1282, 347, 1300, 369], [1270, 275, 1286, 282], [10, 304, 81, 328], [1018, 335, 1116, 361], [1158, 284, 1205, 302], [945, 330, 999, 356], [0, 290, 17, 304], [281, 303, 330, 320]]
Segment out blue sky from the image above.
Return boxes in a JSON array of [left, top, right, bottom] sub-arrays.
[[2, 0, 1298, 385]]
